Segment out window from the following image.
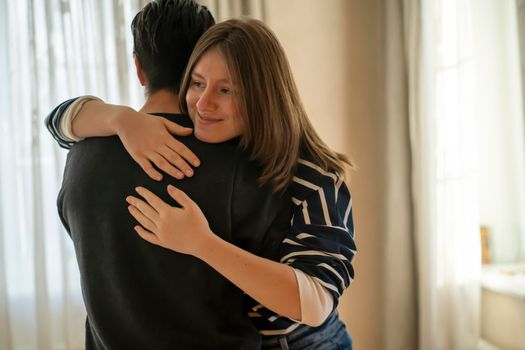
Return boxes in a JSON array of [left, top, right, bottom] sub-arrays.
[[473, 0, 525, 264], [0, 1, 144, 348]]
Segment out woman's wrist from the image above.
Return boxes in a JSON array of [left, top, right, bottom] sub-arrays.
[[110, 105, 137, 136], [70, 99, 125, 138], [192, 229, 221, 261], [195, 233, 301, 320]]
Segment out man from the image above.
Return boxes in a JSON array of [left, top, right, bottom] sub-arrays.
[[48, 1, 290, 348]]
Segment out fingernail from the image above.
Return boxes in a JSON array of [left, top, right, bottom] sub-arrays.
[[193, 160, 200, 167], [185, 169, 193, 177]]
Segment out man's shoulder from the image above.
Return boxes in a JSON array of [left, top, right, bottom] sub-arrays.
[[151, 112, 192, 128]]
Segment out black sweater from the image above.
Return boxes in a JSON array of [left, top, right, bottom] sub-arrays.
[[56, 112, 291, 350]]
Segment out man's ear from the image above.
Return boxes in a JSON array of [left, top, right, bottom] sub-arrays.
[[134, 55, 146, 86]]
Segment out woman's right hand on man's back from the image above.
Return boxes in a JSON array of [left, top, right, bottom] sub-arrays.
[[113, 110, 200, 181]]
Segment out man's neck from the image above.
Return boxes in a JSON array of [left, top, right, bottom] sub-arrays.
[[140, 89, 181, 114]]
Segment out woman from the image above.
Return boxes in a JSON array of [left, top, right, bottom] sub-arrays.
[[47, 18, 355, 350]]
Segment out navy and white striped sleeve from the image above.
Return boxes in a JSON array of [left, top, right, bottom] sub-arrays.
[[280, 161, 356, 307], [44, 97, 79, 149]]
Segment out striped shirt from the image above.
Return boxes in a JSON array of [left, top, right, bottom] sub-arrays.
[[251, 158, 356, 335], [45, 97, 79, 149]]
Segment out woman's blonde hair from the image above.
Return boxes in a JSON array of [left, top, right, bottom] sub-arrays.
[[180, 18, 353, 192]]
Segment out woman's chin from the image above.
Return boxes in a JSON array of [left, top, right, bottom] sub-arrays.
[[194, 129, 226, 144]]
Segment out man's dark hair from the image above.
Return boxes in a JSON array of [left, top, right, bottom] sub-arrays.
[[131, 0, 215, 95]]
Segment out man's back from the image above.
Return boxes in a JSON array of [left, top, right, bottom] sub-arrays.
[[57, 113, 290, 349]]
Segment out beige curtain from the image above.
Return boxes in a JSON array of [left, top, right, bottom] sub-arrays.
[[198, 0, 265, 20], [381, 1, 418, 349]]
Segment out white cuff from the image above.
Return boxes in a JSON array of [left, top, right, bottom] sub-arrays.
[[59, 95, 103, 141], [291, 268, 334, 327]]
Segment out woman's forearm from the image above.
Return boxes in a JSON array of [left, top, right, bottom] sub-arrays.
[[198, 234, 301, 321], [71, 99, 133, 138], [127, 185, 302, 319]]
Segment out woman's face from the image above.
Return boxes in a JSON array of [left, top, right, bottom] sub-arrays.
[[186, 48, 243, 143]]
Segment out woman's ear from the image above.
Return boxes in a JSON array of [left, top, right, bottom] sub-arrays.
[[134, 54, 146, 86]]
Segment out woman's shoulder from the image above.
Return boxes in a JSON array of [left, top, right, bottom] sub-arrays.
[[292, 156, 344, 202], [294, 155, 341, 184]]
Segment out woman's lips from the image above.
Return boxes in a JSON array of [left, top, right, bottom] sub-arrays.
[[197, 113, 222, 125]]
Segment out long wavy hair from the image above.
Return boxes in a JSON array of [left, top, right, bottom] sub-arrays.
[[180, 18, 353, 192]]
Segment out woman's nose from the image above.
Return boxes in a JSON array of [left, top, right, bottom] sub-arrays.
[[196, 88, 215, 112]]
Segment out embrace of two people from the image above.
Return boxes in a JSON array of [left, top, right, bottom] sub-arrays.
[[46, 0, 356, 349]]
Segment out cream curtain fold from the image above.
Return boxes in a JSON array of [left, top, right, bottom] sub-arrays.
[[382, 1, 417, 349]]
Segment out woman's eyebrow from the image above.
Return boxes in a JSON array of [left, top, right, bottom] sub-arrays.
[[191, 72, 204, 79], [191, 71, 232, 84]]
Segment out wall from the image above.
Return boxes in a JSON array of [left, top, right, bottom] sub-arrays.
[[265, 1, 385, 349]]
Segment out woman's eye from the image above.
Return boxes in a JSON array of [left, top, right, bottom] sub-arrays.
[[191, 80, 204, 88], [220, 88, 232, 94]]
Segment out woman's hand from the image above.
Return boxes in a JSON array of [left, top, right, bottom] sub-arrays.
[[126, 186, 302, 321], [126, 185, 213, 256], [113, 109, 200, 181]]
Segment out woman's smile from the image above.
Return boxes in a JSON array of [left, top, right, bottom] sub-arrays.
[[196, 112, 222, 125]]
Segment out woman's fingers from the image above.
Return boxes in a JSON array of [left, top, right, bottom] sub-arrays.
[[135, 186, 169, 212], [126, 195, 160, 220], [133, 225, 161, 246], [127, 185, 211, 256], [127, 205, 157, 232], [118, 114, 199, 181], [136, 156, 163, 181], [161, 146, 194, 177], [167, 185, 193, 208], [149, 152, 184, 180], [166, 137, 200, 168], [163, 119, 193, 136], [162, 119, 200, 168]]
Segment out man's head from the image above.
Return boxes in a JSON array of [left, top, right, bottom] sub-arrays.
[[131, 0, 215, 95]]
